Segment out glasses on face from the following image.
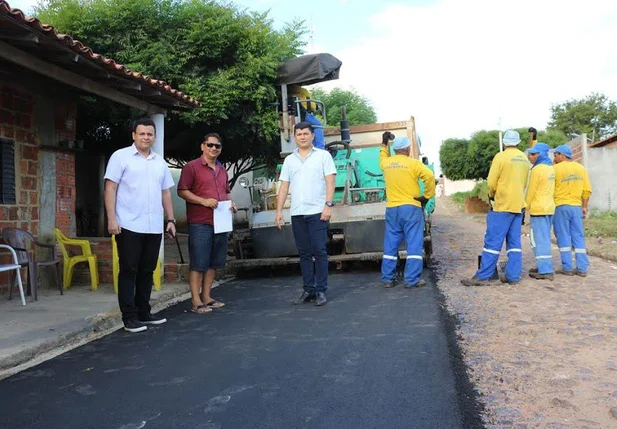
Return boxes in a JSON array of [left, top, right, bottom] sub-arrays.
[[206, 143, 221, 149]]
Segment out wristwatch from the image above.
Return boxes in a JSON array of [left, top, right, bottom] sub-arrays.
[[166, 219, 176, 224], [325, 201, 335, 207]]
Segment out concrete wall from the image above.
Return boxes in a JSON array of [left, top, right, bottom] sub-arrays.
[[587, 147, 617, 212], [443, 178, 478, 196]]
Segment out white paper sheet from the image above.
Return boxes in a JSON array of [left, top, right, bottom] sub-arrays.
[[213, 200, 233, 233]]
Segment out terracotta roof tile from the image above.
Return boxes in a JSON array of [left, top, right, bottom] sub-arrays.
[[0, 1, 200, 107]]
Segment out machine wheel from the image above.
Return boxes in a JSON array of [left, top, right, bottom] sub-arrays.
[[423, 236, 432, 268]]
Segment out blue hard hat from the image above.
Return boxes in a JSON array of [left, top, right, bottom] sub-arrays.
[[528, 142, 550, 155], [503, 129, 521, 146], [551, 144, 572, 159], [392, 136, 410, 150]]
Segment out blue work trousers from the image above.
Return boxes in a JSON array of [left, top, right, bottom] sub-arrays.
[[291, 213, 328, 293], [476, 211, 523, 282], [381, 205, 424, 286], [553, 205, 589, 273], [530, 215, 554, 274]]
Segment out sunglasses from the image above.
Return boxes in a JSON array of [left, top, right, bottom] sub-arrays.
[[205, 143, 221, 149]]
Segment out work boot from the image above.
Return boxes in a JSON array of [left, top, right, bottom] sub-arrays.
[[574, 269, 587, 277], [460, 276, 490, 287], [555, 269, 574, 276], [382, 280, 397, 288], [294, 291, 316, 305], [529, 272, 554, 281], [314, 292, 328, 306], [499, 274, 520, 285], [404, 279, 426, 288], [528, 267, 538, 274]]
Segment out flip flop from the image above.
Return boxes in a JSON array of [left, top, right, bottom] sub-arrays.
[[205, 300, 225, 309], [191, 304, 212, 314]]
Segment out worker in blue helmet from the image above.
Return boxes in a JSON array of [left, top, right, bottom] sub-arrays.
[[380, 134, 435, 288], [525, 142, 556, 280], [461, 130, 531, 286], [550, 144, 592, 276]]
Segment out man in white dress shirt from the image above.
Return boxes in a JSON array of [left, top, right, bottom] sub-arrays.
[[104, 118, 176, 333], [275, 122, 337, 306]]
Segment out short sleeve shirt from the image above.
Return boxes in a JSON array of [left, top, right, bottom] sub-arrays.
[[279, 147, 337, 216], [104, 144, 174, 234], [177, 157, 230, 225]]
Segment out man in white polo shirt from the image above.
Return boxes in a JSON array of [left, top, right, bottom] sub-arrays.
[[275, 122, 337, 306], [104, 118, 176, 333]]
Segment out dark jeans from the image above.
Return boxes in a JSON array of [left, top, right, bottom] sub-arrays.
[[115, 228, 162, 322], [291, 213, 328, 293]]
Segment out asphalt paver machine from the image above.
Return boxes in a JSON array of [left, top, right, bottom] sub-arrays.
[[232, 53, 436, 268]]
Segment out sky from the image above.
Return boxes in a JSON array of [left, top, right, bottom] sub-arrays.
[[8, 0, 617, 173]]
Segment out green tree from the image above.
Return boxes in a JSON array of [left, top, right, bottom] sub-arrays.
[[439, 127, 568, 181], [34, 0, 306, 186], [466, 130, 501, 180], [310, 87, 377, 127], [548, 93, 617, 142], [439, 138, 470, 180]]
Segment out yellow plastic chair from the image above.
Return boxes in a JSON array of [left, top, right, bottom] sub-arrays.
[[111, 235, 162, 293], [53, 228, 100, 291]]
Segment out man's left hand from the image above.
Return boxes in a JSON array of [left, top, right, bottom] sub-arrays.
[[321, 205, 332, 221], [166, 222, 176, 238], [415, 196, 429, 207], [230, 202, 237, 213]]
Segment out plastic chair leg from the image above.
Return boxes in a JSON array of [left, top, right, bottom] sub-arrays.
[[153, 260, 162, 291], [63, 261, 71, 290], [15, 267, 26, 306], [64, 261, 77, 291], [88, 256, 99, 291]]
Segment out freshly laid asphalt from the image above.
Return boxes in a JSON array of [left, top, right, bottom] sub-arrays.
[[0, 266, 483, 429]]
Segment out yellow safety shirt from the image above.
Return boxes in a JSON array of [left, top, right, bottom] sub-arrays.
[[554, 161, 592, 207], [487, 148, 530, 213], [379, 146, 435, 208], [525, 164, 556, 215]]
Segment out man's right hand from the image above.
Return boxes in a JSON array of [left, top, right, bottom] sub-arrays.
[[275, 211, 284, 230], [201, 198, 218, 208], [382, 131, 392, 145], [108, 219, 121, 235]]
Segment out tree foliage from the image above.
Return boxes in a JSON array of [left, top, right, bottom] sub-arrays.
[[439, 138, 469, 181], [310, 87, 377, 127], [548, 93, 617, 142], [34, 0, 306, 186], [439, 127, 568, 181]]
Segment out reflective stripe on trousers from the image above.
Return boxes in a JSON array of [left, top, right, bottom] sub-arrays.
[[530, 215, 554, 274], [553, 205, 589, 273], [381, 205, 424, 285], [476, 210, 523, 281]]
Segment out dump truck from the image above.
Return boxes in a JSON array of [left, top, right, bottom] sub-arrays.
[[230, 53, 435, 268]]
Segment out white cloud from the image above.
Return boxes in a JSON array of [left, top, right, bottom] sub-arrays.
[[314, 0, 617, 172]]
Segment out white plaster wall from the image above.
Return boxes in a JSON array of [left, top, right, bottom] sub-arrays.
[[587, 147, 617, 212], [443, 178, 478, 196]]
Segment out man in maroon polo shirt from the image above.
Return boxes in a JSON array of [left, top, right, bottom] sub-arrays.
[[177, 133, 236, 314]]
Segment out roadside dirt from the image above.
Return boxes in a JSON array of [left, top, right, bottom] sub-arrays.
[[433, 197, 617, 428]]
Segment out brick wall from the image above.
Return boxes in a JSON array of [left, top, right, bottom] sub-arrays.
[[0, 83, 77, 295], [55, 152, 76, 236], [570, 139, 583, 163], [0, 84, 38, 293]]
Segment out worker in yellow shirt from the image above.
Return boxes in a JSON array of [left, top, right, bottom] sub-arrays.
[[462, 130, 530, 286], [379, 133, 435, 288], [551, 144, 592, 276], [525, 142, 556, 280]]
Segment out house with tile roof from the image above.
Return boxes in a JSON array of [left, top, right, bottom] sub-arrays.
[[0, 0, 199, 292]]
